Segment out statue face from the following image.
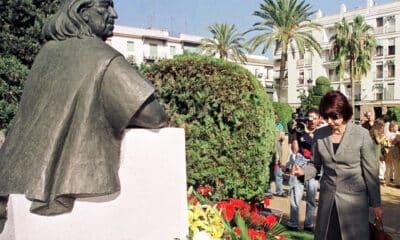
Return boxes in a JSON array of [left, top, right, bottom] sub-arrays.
[[84, 0, 118, 39]]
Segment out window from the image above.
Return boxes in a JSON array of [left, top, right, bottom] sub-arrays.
[[298, 71, 304, 85], [149, 44, 158, 59], [386, 83, 394, 100], [127, 41, 134, 52], [388, 61, 395, 78], [328, 69, 337, 82], [376, 46, 383, 56], [305, 52, 312, 65], [324, 50, 333, 62], [377, 17, 384, 27], [297, 53, 304, 66], [306, 69, 312, 83], [386, 15, 395, 33], [375, 84, 383, 100], [388, 39, 395, 55], [169, 46, 176, 56], [376, 17, 384, 34], [376, 92, 383, 100], [376, 63, 383, 79]]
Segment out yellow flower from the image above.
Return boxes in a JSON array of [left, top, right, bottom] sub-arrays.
[[188, 204, 225, 239]]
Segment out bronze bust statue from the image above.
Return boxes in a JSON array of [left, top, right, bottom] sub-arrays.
[[0, 0, 167, 230]]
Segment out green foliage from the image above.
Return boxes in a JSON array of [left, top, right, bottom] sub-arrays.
[[0, 56, 28, 129], [143, 53, 276, 201], [0, 0, 60, 130], [271, 102, 292, 133], [330, 15, 375, 115], [199, 23, 247, 63], [285, 230, 314, 240], [387, 107, 400, 121], [0, 0, 60, 67], [299, 76, 332, 112], [246, 0, 322, 101]]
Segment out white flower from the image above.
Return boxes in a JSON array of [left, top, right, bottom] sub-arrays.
[[193, 230, 212, 240]]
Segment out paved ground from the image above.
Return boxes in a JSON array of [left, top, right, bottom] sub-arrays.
[[268, 178, 400, 239]]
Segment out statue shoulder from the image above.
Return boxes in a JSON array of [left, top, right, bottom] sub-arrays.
[[43, 37, 122, 59]]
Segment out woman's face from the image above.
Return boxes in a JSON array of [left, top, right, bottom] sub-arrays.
[[324, 112, 345, 131]]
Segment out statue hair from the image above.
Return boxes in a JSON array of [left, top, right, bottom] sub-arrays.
[[42, 0, 96, 40]]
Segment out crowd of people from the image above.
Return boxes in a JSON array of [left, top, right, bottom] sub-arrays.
[[362, 111, 400, 187], [269, 91, 387, 239]]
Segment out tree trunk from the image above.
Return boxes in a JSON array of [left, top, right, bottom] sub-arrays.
[[278, 48, 288, 102], [350, 58, 355, 121]]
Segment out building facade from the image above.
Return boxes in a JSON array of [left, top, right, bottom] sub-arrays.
[[281, 0, 400, 119], [108, 25, 276, 100]]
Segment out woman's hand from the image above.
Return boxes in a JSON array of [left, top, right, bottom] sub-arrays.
[[291, 165, 305, 176], [373, 207, 383, 220]]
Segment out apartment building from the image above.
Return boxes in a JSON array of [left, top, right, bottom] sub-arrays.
[[281, 0, 400, 119], [108, 25, 276, 100]]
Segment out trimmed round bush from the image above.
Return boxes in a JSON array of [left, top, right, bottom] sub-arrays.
[[143, 53, 276, 200]]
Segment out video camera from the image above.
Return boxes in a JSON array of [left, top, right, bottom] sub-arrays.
[[295, 112, 314, 135]]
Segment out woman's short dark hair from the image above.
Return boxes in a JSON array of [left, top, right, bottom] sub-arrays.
[[319, 91, 353, 122], [42, 0, 95, 41]]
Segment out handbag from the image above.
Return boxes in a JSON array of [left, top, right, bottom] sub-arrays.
[[369, 217, 392, 240]]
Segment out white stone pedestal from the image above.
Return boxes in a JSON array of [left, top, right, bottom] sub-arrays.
[[1, 128, 188, 240]]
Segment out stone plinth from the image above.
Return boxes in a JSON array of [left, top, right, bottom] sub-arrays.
[[1, 128, 188, 240]]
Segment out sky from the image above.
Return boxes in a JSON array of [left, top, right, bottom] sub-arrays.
[[114, 0, 394, 38]]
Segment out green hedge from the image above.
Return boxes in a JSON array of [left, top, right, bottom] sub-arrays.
[[143, 53, 276, 200], [0, 56, 28, 130], [272, 102, 292, 133], [387, 107, 400, 121]]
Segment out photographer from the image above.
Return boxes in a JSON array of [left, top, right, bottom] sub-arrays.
[[286, 109, 320, 232]]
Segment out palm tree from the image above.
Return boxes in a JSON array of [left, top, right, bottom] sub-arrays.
[[246, 0, 322, 102], [330, 16, 375, 116], [199, 23, 247, 63]]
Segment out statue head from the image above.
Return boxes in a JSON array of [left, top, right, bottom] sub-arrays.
[[42, 0, 118, 41]]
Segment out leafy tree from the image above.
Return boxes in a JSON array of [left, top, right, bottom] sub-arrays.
[[143, 53, 276, 201], [330, 16, 375, 116], [246, 0, 322, 102], [299, 76, 332, 112], [0, 0, 60, 130], [199, 23, 247, 63]]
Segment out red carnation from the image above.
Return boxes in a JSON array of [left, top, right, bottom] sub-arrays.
[[233, 226, 240, 235], [263, 196, 270, 207], [264, 214, 277, 226], [216, 201, 235, 221], [197, 186, 213, 195], [187, 195, 198, 206]]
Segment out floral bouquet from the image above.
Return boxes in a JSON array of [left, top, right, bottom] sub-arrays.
[[188, 186, 286, 240]]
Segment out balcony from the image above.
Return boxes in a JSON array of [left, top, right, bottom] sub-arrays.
[[386, 25, 395, 33], [329, 75, 338, 82]]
